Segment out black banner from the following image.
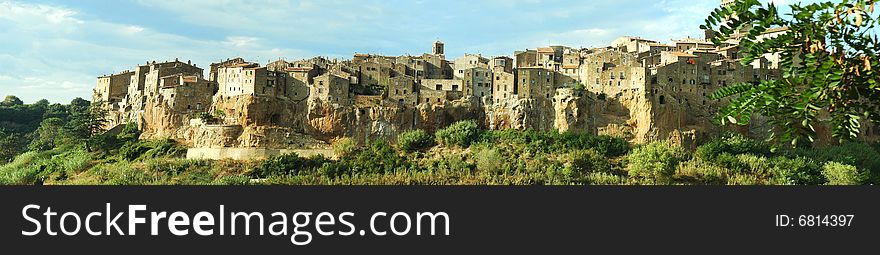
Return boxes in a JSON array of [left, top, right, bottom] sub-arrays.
[[0, 186, 876, 253]]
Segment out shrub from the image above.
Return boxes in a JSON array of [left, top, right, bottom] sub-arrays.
[[821, 162, 868, 185], [254, 153, 327, 178], [676, 159, 730, 185], [332, 137, 358, 159], [473, 146, 504, 174], [323, 139, 412, 178], [397, 129, 435, 152], [569, 149, 611, 174], [587, 172, 627, 185], [696, 132, 771, 162], [118, 139, 186, 161], [217, 175, 251, 185], [436, 120, 480, 147], [769, 156, 823, 185], [788, 142, 880, 183], [627, 141, 686, 184]]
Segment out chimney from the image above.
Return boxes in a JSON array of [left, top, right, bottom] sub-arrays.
[[188, 60, 192, 65]]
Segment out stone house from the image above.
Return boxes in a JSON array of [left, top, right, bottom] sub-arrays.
[[312, 73, 350, 106], [386, 76, 419, 107]]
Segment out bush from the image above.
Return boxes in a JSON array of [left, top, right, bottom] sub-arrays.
[[587, 172, 627, 185], [254, 153, 328, 178], [436, 120, 480, 147], [769, 156, 823, 185], [787, 142, 880, 184], [627, 141, 686, 184], [397, 129, 435, 152], [821, 162, 868, 185], [119, 139, 186, 161], [569, 149, 611, 174], [332, 137, 358, 159], [676, 159, 730, 185], [473, 146, 503, 174], [696, 132, 771, 162]]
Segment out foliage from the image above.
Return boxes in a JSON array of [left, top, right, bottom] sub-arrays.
[[1, 95, 24, 107], [703, 0, 880, 145], [627, 141, 687, 184], [253, 153, 328, 178], [436, 120, 480, 147], [695, 132, 772, 162], [473, 145, 503, 174], [321, 139, 413, 178], [769, 156, 824, 185], [478, 129, 629, 157], [397, 129, 435, 152], [332, 137, 358, 158], [785, 142, 880, 183], [0, 129, 22, 163], [28, 118, 67, 151], [821, 161, 869, 185], [118, 139, 186, 162], [569, 149, 612, 174]]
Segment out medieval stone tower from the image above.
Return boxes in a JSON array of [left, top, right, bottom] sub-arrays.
[[433, 40, 445, 56]]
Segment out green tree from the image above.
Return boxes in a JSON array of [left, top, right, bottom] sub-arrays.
[[397, 129, 435, 152], [63, 101, 107, 151], [1, 95, 23, 107], [436, 120, 480, 147], [29, 117, 66, 151], [34, 99, 50, 108], [0, 129, 19, 163], [703, 0, 880, 145], [627, 141, 687, 184]]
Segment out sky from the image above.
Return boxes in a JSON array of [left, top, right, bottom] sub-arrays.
[[0, 0, 806, 103]]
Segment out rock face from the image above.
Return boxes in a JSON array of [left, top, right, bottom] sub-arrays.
[[132, 84, 716, 150]]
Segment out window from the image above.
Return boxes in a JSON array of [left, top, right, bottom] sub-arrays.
[[436, 84, 442, 90], [452, 85, 459, 91], [659, 95, 665, 104]]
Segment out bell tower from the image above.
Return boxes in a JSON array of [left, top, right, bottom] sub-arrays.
[[432, 40, 444, 56]]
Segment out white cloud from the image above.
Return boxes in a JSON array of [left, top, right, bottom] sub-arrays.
[[0, 0, 310, 103]]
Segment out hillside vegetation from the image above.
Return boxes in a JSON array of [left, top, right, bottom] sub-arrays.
[[2, 98, 878, 185]]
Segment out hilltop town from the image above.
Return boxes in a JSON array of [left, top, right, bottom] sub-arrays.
[[92, 23, 798, 159]]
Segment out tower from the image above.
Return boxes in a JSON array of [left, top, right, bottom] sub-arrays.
[[433, 40, 444, 56]]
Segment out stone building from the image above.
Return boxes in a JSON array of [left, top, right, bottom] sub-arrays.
[[454, 54, 489, 79], [215, 63, 293, 99], [514, 50, 537, 68], [312, 73, 351, 106], [463, 67, 492, 102], [386, 76, 419, 107], [491, 56, 514, 73], [157, 74, 216, 114], [516, 67, 556, 100], [490, 68, 515, 103]]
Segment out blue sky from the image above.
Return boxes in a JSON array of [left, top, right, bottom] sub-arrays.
[[0, 0, 801, 103]]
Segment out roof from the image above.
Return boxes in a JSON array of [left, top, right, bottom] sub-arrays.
[[673, 38, 713, 44], [286, 67, 314, 72], [668, 52, 698, 58], [537, 47, 555, 53]]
